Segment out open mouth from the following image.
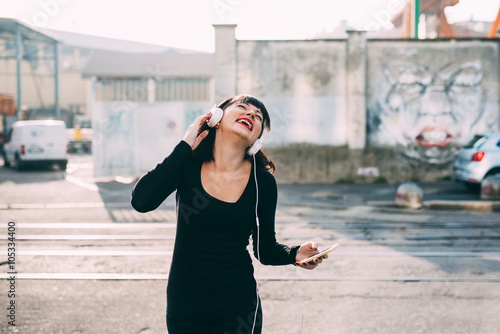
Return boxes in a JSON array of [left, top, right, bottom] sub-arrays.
[[236, 117, 253, 131], [415, 126, 454, 147]]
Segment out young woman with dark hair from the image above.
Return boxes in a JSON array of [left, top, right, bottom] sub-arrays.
[[131, 94, 327, 334]]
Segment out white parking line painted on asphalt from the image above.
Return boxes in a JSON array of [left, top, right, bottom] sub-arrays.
[[10, 246, 498, 258], [7, 222, 177, 229], [1, 203, 173, 210], [0, 202, 137, 210], [17, 250, 173, 256], [1, 273, 500, 282], [4, 203, 105, 209], [65, 174, 100, 192], [334, 252, 500, 257], [67, 162, 93, 169], [260, 276, 500, 282], [2, 235, 175, 240], [0, 273, 169, 280], [65, 174, 137, 193], [281, 235, 500, 241]]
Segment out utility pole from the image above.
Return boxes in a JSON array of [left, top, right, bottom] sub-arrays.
[[412, 0, 421, 39], [15, 23, 22, 121], [54, 41, 60, 120]]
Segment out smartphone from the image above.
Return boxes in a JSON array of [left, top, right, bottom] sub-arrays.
[[296, 244, 339, 265]]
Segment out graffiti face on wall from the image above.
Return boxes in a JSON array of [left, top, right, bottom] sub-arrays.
[[368, 59, 489, 164]]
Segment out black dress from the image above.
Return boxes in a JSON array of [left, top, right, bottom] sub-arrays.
[[131, 140, 299, 318]]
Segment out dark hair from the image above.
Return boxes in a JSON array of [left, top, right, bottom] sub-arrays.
[[193, 94, 276, 174]]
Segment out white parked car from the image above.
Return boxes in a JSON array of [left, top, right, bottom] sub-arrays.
[[453, 131, 500, 190], [2, 120, 69, 170]]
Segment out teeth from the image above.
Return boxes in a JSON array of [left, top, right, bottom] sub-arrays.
[[238, 119, 252, 130], [421, 129, 448, 143]]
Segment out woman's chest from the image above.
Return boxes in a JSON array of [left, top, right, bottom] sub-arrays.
[[200, 163, 252, 204], [176, 161, 257, 233], [177, 186, 256, 235], [202, 176, 249, 203]]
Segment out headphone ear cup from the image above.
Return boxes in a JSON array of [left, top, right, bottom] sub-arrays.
[[207, 105, 224, 128], [247, 138, 263, 156]]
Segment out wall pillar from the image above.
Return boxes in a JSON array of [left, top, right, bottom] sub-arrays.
[[213, 24, 237, 103], [147, 78, 155, 103], [345, 30, 367, 149], [54, 41, 60, 119], [15, 23, 22, 123]]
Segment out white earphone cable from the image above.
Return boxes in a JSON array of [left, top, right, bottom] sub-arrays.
[[251, 153, 260, 334], [251, 150, 304, 334], [291, 265, 305, 334]]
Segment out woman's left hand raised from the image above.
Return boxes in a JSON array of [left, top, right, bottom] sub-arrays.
[[182, 113, 212, 150], [295, 241, 328, 270]]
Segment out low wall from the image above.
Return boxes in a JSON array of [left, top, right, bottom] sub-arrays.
[[265, 145, 454, 184]]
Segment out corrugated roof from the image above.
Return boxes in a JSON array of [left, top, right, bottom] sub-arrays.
[[0, 18, 58, 44], [81, 50, 213, 78], [38, 28, 204, 54]]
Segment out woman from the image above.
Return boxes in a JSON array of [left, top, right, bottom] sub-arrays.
[[131, 94, 327, 334]]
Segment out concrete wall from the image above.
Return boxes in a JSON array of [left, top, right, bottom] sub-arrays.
[[266, 146, 455, 184], [366, 39, 500, 166], [90, 25, 500, 183], [345, 31, 367, 150], [228, 33, 500, 183], [92, 99, 211, 177], [237, 39, 348, 146]]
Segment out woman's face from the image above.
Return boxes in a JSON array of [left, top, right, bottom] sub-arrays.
[[219, 102, 263, 146]]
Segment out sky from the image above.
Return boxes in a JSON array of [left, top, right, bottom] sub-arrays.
[[1, 0, 499, 53]]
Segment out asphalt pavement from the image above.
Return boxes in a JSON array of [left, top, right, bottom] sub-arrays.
[[275, 181, 500, 212], [93, 177, 499, 213], [1, 154, 498, 212]]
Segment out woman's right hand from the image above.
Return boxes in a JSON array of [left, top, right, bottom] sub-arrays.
[[182, 113, 212, 150]]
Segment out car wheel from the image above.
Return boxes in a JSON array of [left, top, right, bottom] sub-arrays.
[[2, 152, 10, 168], [485, 169, 500, 178], [58, 161, 67, 170], [15, 154, 23, 171]]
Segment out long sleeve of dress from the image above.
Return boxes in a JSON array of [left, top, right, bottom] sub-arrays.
[[252, 169, 299, 265], [131, 140, 192, 213]]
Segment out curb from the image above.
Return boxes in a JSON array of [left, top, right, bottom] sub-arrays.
[[368, 200, 500, 212], [423, 200, 500, 211], [279, 199, 500, 213]]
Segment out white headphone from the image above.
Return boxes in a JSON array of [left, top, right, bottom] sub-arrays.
[[206, 105, 224, 127], [207, 105, 263, 156]]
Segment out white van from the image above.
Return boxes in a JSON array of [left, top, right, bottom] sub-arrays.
[[3, 120, 69, 170]]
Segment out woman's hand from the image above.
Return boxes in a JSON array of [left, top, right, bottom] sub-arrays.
[[182, 113, 212, 150], [295, 241, 328, 270]]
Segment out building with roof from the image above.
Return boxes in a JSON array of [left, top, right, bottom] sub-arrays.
[[0, 17, 217, 177], [81, 50, 214, 177], [38, 28, 204, 55], [0, 18, 61, 135], [0, 18, 212, 129]]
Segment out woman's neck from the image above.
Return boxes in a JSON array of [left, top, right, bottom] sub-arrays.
[[210, 134, 249, 173]]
